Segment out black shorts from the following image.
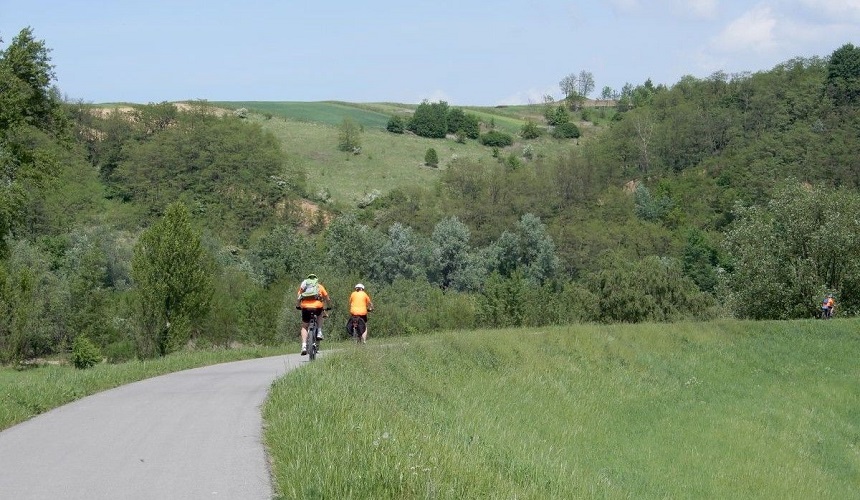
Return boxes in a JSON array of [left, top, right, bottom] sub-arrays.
[[301, 308, 323, 322], [352, 314, 368, 323]]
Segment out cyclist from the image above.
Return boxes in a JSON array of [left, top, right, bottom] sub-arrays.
[[348, 283, 374, 343], [821, 293, 836, 319], [295, 273, 331, 355]]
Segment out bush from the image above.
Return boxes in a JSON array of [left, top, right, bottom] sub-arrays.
[[71, 335, 102, 369], [552, 122, 581, 139], [520, 121, 543, 139], [424, 148, 439, 167], [386, 115, 405, 134], [480, 130, 514, 147]]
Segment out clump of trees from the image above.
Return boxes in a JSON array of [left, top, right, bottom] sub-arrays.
[[397, 100, 480, 139]]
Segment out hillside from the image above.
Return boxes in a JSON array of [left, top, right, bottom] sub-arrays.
[[2, 31, 859, 366]]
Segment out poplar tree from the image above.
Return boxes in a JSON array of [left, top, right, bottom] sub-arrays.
[[131, 202, 214, 356]]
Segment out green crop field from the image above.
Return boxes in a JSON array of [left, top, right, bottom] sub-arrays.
[[215, 101, 394, 129]]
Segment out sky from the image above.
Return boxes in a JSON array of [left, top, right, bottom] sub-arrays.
[[1, 0, 858, 106]]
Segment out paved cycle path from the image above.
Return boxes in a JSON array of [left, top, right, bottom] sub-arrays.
[[0, 353, 309, 499]]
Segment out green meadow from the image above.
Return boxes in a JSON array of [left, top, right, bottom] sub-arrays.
[[264, 319, 860, 499], [212, 101, 582, 208]]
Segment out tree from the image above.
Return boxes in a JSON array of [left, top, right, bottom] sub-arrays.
[[586, 253, 714, 323], [722, 184, 860, 319], [491, 213, 560, 285], [131, 202, 214, 356], [559, 70, 594, 109], [0, 27, 64, 133], [429, 216, 471, 290], [250, 224, 309, 287], [826, 43, 860, 107], [375, 223, 428, 283], [337, 117, 362, 153], [324, 213, 382, 277], [545, 105, 570, 126], [407, 100, 448, 138], [424, 147, 438, 167], [0, 27, 67, 255]]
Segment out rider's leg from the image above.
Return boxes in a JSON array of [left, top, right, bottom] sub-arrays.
[[300, 321, 309, 353]]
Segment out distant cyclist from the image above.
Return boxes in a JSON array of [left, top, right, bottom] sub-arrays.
[[348, 283, 374, 343], [295, 274, 331, 355], [821, 293, 835, 319]]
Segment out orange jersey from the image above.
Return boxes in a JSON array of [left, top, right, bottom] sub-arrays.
[[298, 283, 329, 309], [349, 290, 372, 316]]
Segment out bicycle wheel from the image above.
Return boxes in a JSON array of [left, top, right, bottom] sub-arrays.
[[308, 317, 318, 361]]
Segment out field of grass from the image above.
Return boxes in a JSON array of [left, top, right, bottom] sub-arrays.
[[264, 319, 860, 499], [236, 107, 581, 207], [0, 347, 288, 431]]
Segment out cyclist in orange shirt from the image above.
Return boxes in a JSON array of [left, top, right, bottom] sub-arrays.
[[348, 283, 374, 343], [821, 293, 836, 319], [295, 274, 331, 355]]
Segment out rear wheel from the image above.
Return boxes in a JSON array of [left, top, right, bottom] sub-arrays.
[[351, 316, 366, 344], [308, 318, 318, 360]]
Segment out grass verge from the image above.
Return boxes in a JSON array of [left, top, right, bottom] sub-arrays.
[[264, 319, 860, 499]]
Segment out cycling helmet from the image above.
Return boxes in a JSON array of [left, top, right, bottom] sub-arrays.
[[307, 273, 317, 279], [355, 283, 365, 290]]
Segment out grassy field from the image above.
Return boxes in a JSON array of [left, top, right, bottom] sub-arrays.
[[264, 319, 860, 499], [218, 102, 592, 208]]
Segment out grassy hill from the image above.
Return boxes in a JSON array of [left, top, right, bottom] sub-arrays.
[[265, 319, 860, 498], [214, 100, 591, 208]]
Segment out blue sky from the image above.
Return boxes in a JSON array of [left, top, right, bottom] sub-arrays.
[[1, 0, 858, 105]]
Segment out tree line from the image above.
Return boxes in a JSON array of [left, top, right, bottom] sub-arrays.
[[1, 26, 859, 366]]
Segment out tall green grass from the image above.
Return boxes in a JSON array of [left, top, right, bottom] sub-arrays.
[[0, 347, 287, 431], [264, 319, 860, 499]]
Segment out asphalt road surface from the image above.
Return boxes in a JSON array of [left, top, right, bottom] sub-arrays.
[[0, 353, 309, 499]]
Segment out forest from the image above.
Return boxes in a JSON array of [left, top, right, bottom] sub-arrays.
[[1, 26, 859, 364]]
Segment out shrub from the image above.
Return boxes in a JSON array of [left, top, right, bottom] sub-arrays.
[[71, 335, 102, 369], [386, 115, 405, 134], [425, 148, 439, 167], [552, 122, 581, 139], [480, 130, 513, 147], [520, 121, 543, 139]]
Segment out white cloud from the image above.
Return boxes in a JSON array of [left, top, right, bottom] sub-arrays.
[[711, 5, 778, 53]]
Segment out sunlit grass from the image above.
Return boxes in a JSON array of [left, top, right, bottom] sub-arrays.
[[264, 319, 860, 499]]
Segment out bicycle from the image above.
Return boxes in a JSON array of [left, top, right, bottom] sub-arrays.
[[307, 311, 323, 360], [348, 315, 367, 344]]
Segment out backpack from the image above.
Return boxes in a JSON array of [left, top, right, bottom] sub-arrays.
[[300, 278, 320, 300]]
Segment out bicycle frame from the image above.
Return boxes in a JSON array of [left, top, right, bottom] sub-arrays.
[[307, 312, 321, 360]]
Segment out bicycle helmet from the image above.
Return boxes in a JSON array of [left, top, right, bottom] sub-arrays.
[[307, 273, 317, 280], [355, 283, 365, 290]]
